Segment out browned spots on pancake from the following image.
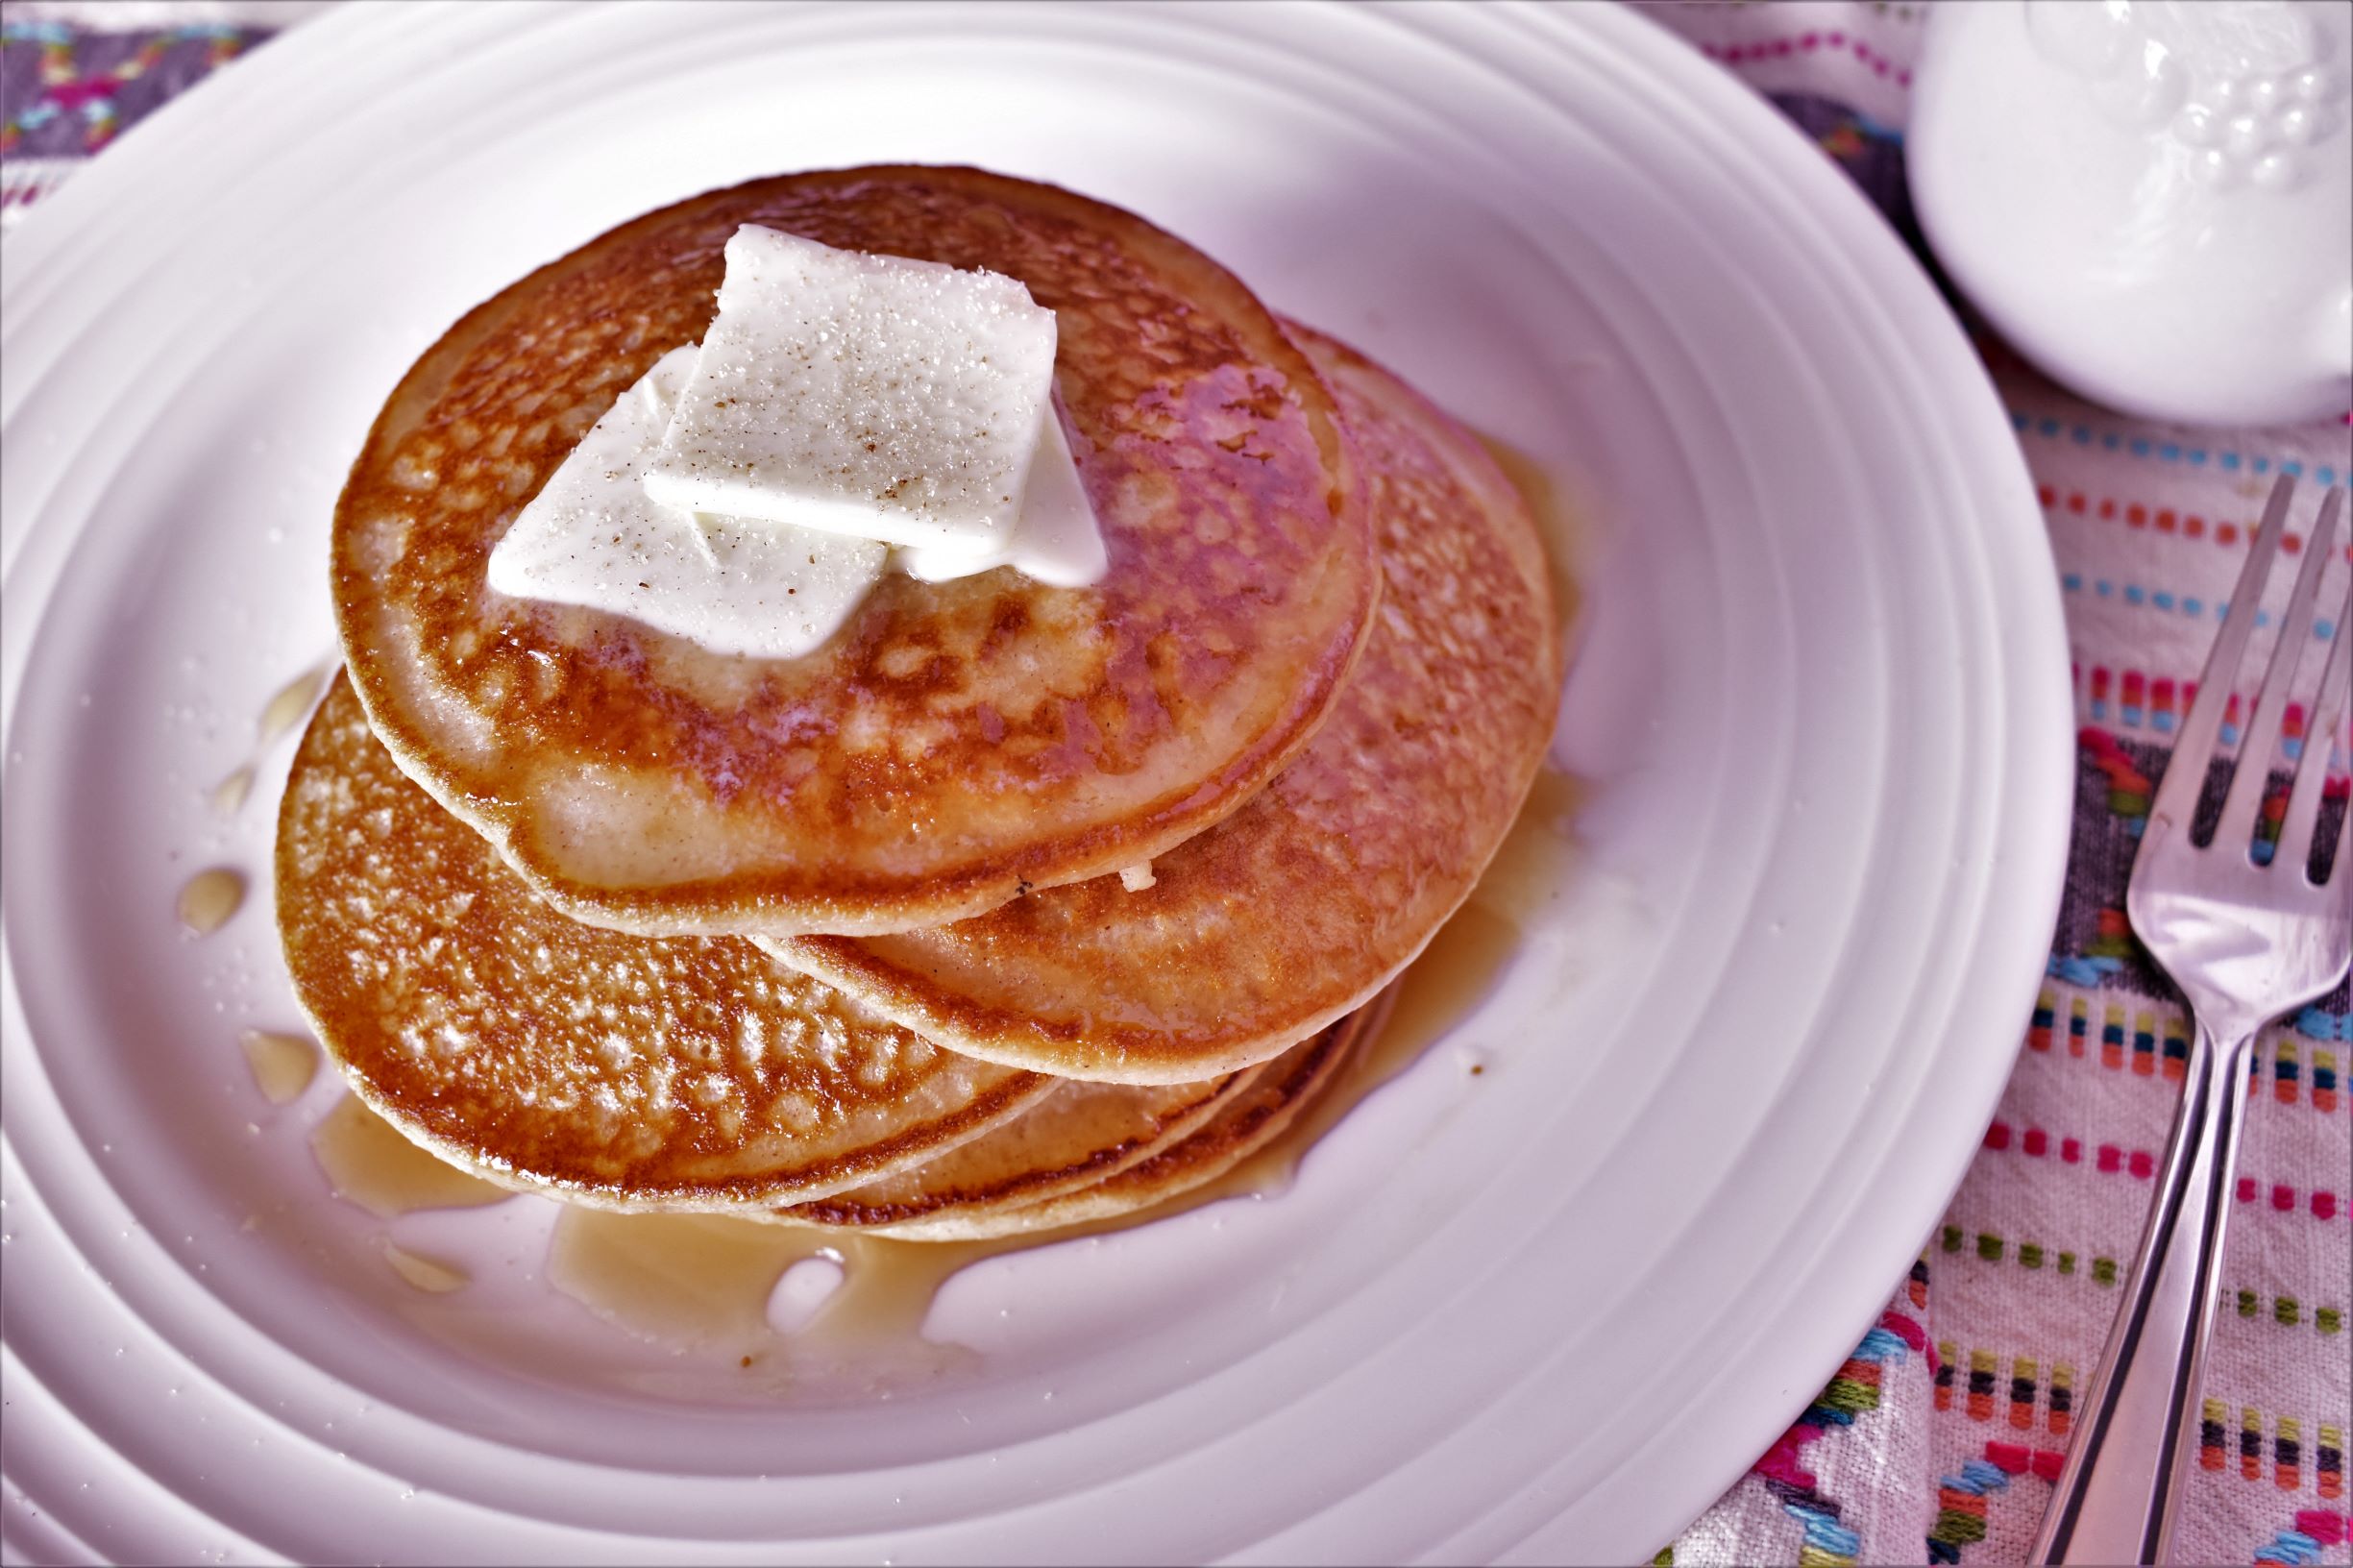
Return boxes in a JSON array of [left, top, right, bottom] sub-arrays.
[[775, 326, 1560, 1082], [332, 167, 1377, 935], [276, 676, 1052, 1206]]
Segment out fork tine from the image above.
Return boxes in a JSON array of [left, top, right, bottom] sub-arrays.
[[2149, 475, 2298, 837], [2215, 485, 2343, 859], [2276, 569, 2351, 881], [2336, 746, 2352, 891]]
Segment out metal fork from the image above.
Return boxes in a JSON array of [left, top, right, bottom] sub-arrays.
[[2031, 476, 2352, 1566]]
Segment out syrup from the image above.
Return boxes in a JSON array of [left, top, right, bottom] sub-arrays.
[[545, 1208, 1033, 1358], [309, 1097, 510, 1220], [210, 765, 255, 816], [1475, 432, 1587, 642], [257, 666, 326, 746], [177, 868, 245, 936], [239, 1028, 317, 1105], [382, 1241, 469, 1294]]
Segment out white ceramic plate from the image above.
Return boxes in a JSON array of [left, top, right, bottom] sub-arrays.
[[0, 3, 2071, 1560]]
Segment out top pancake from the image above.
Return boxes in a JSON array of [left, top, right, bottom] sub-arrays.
[[771, 327, 1559, 1082], [277, 674, 1054, 1210], [332, 165, 1376, 939]]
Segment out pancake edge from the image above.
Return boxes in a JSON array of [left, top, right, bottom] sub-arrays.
[[331, 164, 1381, 940]]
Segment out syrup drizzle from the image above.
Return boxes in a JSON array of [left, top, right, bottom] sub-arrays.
[[199, 656, 333, 821], [1475, 432, 1587, 644], [546, 1209, 1027, 1374], [257, 665, 327, 746], [177, 868, 245, 936], [308, 1096, 510, 1220], [240, 1028, 318, 1105], [210, 766, 255, 817], [382, 1241, 470, 1294]]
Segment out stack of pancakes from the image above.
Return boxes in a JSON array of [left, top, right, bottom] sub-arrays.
[[278, 167, 1559, 1242]]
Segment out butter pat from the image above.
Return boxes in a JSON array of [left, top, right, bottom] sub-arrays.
[[895, 408, 1108, 586], [644, 225, 1061, 552], [486, 347, 886, 660]]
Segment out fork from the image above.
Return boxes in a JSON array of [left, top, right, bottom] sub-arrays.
[[2031, 476, 2352, 1566]]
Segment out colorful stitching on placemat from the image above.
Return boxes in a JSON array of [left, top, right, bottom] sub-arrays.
[[2028, 983, 2349, 1104], [0, 23, 253, 154], [2229, 1288, 2347, 1337], [1926, 1441, 2069, 1561], [2229, 1176, 2345, 1223], [2253, 1509, 2350, 1565], [1940, 1226, 2120, 1284], [2215, 1408, 2352, 1493], [1694, 31, 1916, 88], [2041, 482, 2353, 566], [1749, 1310, 1927, 1566], [2008, 412, 2347, 486]]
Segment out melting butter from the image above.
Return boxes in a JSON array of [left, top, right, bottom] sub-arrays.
[[644, 225, 1058, 551], [487, 346, 889, 661], [309, 1097, 510, 1219], [490, 227, 1107, 662]]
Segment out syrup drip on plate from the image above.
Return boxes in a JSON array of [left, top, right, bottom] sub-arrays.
[[308, 1096, 510, 1220], [1475, 432, 1587, 645], [240, 1028, 318, 1105], [177, 868, 245, 936], [257, 665, 328, 746], [200, 657, 333, 821], [382, 1241, 469, 1294], [210, 766, 255, 817], [547, 1209, 1045, 1379]]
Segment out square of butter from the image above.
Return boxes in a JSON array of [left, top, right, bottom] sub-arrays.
[[643, 225, 1060, 551]]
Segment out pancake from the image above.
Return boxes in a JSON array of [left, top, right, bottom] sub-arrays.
[[823, 1003, 1374, 1242], [776, 1064, 1267, 1233], [276, 674, 1055, 1210], [771, 326, 1559, 1082], [332, 165, 1378, 940]]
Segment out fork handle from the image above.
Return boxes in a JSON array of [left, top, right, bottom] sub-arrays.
[[2029, 1018, 2252, 1565]]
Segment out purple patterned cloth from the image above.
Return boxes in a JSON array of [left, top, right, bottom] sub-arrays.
[[0, 17, 265, 159]]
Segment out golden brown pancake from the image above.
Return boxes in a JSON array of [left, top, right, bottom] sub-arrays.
[[771, 327, 1559, 1082], [276, 674, 1055, 1210], [776, 1064, 1267, 1234], [823, 1005, 1373, 1242], [332, 165, 1377, 939]]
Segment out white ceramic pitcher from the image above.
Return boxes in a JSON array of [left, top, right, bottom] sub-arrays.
[[1910, 0, 2352, 428]]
